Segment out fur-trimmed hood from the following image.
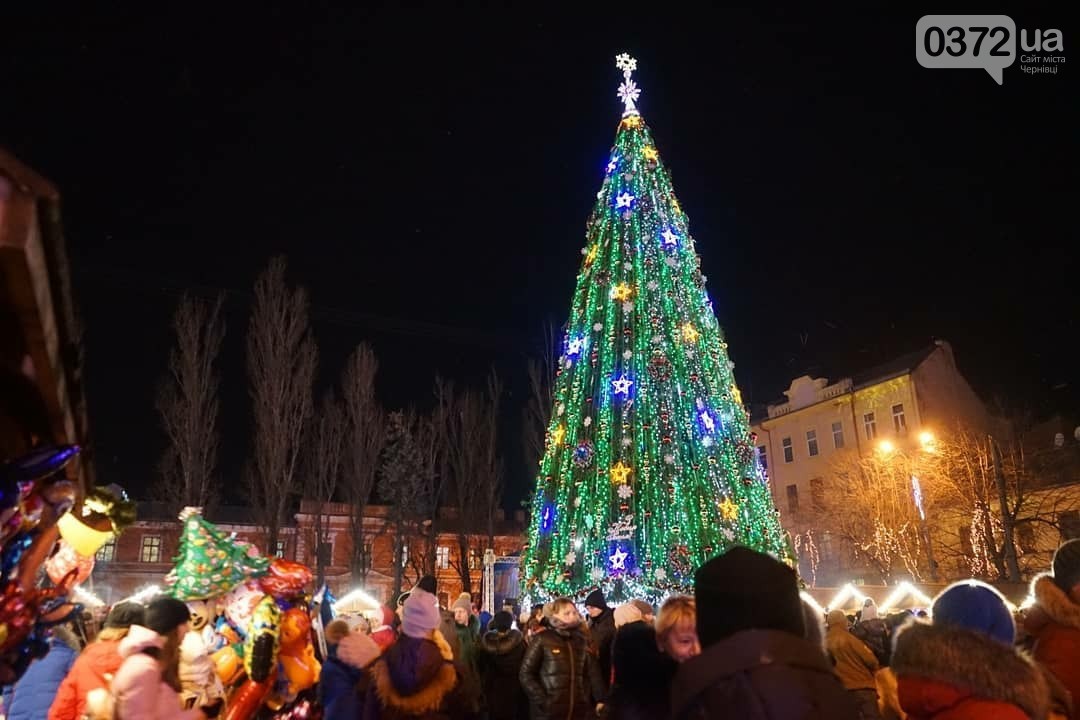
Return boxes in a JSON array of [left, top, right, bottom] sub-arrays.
[[892, 620, 1048, 719], [369, 629, 457, 714], [479, 628, 523, 656], [1029, 573, 1080, 632]]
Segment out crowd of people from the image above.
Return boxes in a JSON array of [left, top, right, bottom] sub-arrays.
[[3, 538, 1080, 719]]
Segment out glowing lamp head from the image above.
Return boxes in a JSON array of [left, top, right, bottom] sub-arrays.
[[877, 440, 895, 455]]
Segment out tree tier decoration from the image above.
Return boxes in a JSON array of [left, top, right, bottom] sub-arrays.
[[166, 507, 271, 600], [521, 54, 791, 604]]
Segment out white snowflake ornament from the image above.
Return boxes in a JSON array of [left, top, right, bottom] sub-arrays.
[[583, 417, 593, 427], [666, 257, 678, 268], [564, 551, 577, 566], [664, 454, 675, 465], [621, 436, 632, 447], [557, 403, 565, 416], [617, 483, 633, 499], [623, 261, 633, 271], [647, 280, 658, 291], [594, 322, 604, 331], [722, 528, 736, 542], [622, 349, 633, 360], [574, 496, 582, 508], [655, 568, 667, 581], [651, 335, 663, 345], [591, 567, 605, 582], [622, 301, 634, 313]]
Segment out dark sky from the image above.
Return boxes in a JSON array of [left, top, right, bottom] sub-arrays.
[[2, 7, 1076, 503]]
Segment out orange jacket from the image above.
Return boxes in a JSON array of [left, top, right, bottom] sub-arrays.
[[1025, 574, 1080, 720], [48, 639, 124, 720]]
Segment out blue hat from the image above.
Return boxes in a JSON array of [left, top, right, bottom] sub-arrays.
[[931, 580, 1015, 646]]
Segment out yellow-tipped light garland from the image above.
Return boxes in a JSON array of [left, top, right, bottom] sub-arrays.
[[522, 54, 791, 604]]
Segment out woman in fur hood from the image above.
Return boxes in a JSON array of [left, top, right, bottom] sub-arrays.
[[1024, 539, 1080, 720], [362, 586, 462, 720], [891, 580, 1048, 720]]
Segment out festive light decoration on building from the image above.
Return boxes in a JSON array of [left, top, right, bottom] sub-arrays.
[[521, 54, 790, 604], [879, 581, 933, 612]]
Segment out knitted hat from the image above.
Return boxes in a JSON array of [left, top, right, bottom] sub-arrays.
[[931, 580, 1015, 646], [402, 587, 441, 639], [490, 610, 514, 632], [417, 575, 438, 595], [1052, 539, 1080, 592], [614, 603, 644, 628], [144, 597, 191, 636], [104, 602, 145, 630], [694, 546, 804, 647], [584, 588, 608, 610], [452, 592, 472, 613]]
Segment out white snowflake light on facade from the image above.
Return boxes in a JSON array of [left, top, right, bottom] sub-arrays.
[[617, 483, 633, 500]]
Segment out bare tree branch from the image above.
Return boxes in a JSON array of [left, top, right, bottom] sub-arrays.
[[306, 390, 344, 587], [246, 257, 317, 555], [155, 292, 226, 514], [341, 343, 384, 585]]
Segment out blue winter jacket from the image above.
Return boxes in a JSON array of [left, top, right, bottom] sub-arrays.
[[7, 637, 78, 720]]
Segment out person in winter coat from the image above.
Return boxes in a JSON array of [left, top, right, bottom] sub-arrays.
[[826, 609, 881, 719], [852, 600, 891, 667], [584, 588, 615, 700], [520, 598, 604, 720], [477, 611, 526, 720], [670, 547, 858, 720], [49, 602, 144, 720], [363, 585, 461, 720], [321, 619, 383, 718], [1025, 539, 1080, 718], [6, 626, 79, 720], [112, 597, 221, 720], [606, 621, 676, 720], [892, 579, 1050, 720], [451, 593, 483, 717], [415, 576, 462, 663]]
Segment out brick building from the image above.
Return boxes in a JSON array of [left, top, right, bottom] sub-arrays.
[[90, 500, 526, 608]]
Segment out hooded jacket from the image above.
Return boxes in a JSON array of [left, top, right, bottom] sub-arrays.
[[111, 625, 201, 720], [891, 620, 1049, 720], [362, 630, 460, 720], [478, 628, 527, 720], [826, 618, 880, 691], [1025, 573, 1080, 718], [49, 639, 124, 720], [8, 633, 78, 720], [670, 628, 858, 720]]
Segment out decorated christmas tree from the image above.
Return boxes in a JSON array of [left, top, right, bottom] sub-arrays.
[[521, 55, 791, 604]]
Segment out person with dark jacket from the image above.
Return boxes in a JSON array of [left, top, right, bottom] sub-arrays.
[[670, 547, 858, 720], [606, 621, 676, 720], [584, 588, 615, 700], [320, 619, 382, 717], [892, 580, 1050, 720], [520, 598, 604, 720], [415, 575, 462, 663], [478, 611, 527, 720], [6, 627, 79, 720], [1025, 539, 1080, 718], [852, 600, 890, 668], [364, 586, 461, 720], [451, 593, 482, 717]]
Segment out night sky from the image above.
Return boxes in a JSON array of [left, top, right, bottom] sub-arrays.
[[3, 7, 1075, 504]]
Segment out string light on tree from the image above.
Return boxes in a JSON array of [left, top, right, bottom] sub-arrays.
[[521, 54, 791, 605]]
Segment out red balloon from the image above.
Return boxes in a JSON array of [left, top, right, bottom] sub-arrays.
[[223, 677, 273, 720], [258, 559, 311, 598], [45, 540, 95, 586]]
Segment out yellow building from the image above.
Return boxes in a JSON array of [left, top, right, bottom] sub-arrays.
[[752, 341, 988, 583]]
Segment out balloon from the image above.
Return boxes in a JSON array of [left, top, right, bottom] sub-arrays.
[[211, 644, 244, 686], [224, 581, 264, 634], [45, 539, 95, 586], [243, 595, 280, 682], [16, 524, 59, 594], [258, 559, 312, 599], [56, 513, 114, 557], [277, 608, 320, 697], [0, 445, 80, 487], [223, 677, 273, 720]]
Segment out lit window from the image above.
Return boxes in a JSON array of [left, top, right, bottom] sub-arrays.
[[863, 412, 877, 440], [140, 536, 162, 563], [832, 421, 844, 449], [469, 549, 479, 570], [806, 429, 819, 457], [892, 404, 906, 433], [275, 540, 287, 558], [786, 484, 799, 513], [436, 546, 450, 569], [96, 538, 116, 562], [782, 437, 794, 463], [757, 445, 768, 470]]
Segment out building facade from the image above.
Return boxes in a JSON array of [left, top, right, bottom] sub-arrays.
[[90, 500, 526, 609], [752, 341, 989, 584]]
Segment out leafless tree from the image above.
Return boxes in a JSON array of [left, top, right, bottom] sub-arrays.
[[155, 293, 226, 514], [306, 390, 344, 587], [341, 343, 385, 585], [379, 410, 426, 602], [444, 370, 505, 595], [246, 257, 317, 555]]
